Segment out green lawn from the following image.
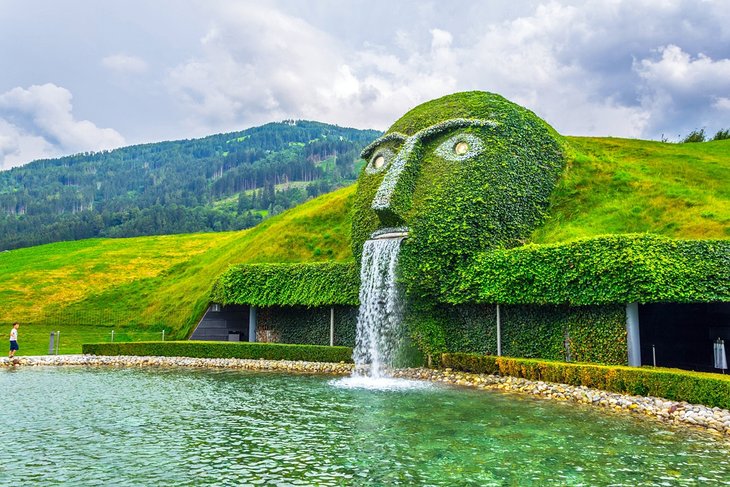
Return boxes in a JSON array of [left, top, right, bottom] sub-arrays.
[[1, 136, 728, 355], [11, 324, 166, 356], [0, 186, 356, 354], [532, 137, 730, 243]]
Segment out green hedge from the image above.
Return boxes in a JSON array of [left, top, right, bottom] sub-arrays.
[[83, 341, 353, 363], [211, 262, 359, 306], [446, 234, 730, 305], [406, 303, 626, 366], [442, 352, 730, 409], [257, 305, 358, 347], [502, 304, 627, 364]]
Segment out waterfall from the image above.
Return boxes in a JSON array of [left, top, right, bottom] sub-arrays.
[[352, 237, 405, 378]]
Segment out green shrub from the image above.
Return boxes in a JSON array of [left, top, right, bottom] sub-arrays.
[[442, 352, 730, 409], [447, 234, 730, 305], [713, 129, 730, 141], [211, 262, 360, 306], [682, 129, 706, 143], [83, 341, 353, 363]]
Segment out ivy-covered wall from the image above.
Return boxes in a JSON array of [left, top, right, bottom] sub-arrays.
[[211, 236, 729, 309], [407, 303, 627, 365], [212, 262, 359, 307], [257, 305, 358, 347], [446, 234, 730, 305]]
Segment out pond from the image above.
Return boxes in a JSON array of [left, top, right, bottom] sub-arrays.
[[2, 367, 730, 485]]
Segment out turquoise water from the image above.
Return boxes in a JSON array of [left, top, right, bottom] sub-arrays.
[[2, 367, 730, 486]]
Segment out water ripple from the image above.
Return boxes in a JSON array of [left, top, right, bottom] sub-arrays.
[[2, 367, 730, 485]]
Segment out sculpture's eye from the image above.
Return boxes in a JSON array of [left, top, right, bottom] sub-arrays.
[[454, 141, 469, 155], [435, 133, 485, 162], [365, 149, 394, 174]]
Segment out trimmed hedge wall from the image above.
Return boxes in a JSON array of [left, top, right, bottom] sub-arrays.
[[211, 262, 359, 306], [442, 352, 730, 409], [83, 341, 353, 363], [406, 303, 626, 366], [257, 305, 357, 347], [446, 234, 730, 305], [210, 235, 728, 310]]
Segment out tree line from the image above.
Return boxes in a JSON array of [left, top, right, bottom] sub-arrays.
[[0, 120, 380, 250]]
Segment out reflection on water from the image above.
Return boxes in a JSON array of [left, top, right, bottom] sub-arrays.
[[330, 375, 433, 391], [1, 367, 730, 486]]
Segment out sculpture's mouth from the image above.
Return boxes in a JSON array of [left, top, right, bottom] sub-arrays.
[[370, 227, 409, 240]]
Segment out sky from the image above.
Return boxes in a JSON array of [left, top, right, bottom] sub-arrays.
[[1, 0, 729, 169]]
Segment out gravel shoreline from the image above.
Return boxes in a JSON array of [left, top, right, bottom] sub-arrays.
[[4, 354, 730, 438], [0, 354, 354, 374]]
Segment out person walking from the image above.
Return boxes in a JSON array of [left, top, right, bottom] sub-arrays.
[[9, 322, 19, 358]]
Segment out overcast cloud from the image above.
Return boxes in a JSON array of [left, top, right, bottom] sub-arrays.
[[1, 0, 728, 168]]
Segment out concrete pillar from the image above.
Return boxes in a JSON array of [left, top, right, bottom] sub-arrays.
[[496, 304, 502, 357], [329, 307, 335, 346], [248, 306, 257, 343], [626, 302, 641, 367]]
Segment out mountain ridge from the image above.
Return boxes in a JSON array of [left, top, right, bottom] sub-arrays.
[[0, 120, 381, 250]]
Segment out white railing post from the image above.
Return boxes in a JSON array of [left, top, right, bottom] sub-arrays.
[[626, 303, 641, 367], [249, 306, 257, 342], [330, 307, 335, 347]]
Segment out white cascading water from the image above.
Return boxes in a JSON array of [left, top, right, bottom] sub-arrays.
[[351, 237, 405, 378]]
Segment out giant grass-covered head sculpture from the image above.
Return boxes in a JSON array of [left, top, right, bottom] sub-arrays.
[[351, 91, 567, 297]]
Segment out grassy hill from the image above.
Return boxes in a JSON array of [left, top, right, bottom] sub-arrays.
[[0, 186, 355, 354], [1, 137, 728, 354], [533, 137, 729, 243]]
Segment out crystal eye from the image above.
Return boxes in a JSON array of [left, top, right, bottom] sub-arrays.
[[365, 149, 394, 174], [454, 141, 469, 155], [434, 133, 484, 162]]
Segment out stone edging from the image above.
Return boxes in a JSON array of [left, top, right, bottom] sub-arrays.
[[4, 355, 730, 437], [0, 355, 354, 375]]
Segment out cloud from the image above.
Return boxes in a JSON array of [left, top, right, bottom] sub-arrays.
[[0, 83, 126, 169], [3, 0, 730, 147], [635, 44, 730, 136], [167, 3, 343, 130], [101, 54, 148, 74], [715, 97, 730, 111], [162, 2, 647, 137], [165, 4, 464, 133], [162, 1, 730, 140], [636, 45, 730, 97]]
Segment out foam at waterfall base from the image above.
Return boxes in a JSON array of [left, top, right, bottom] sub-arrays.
[[329, 375, 434, 391]]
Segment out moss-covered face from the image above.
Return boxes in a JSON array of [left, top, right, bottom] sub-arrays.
[[352, 91, 566, 298]]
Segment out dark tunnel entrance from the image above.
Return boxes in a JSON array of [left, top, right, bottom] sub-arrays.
[[639, 302, 730, 372]]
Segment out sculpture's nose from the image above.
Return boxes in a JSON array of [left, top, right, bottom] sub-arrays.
[[370, 137, 421, 227]]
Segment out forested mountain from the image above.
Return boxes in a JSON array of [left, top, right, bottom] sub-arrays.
[[0, 121, 380, 250]]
